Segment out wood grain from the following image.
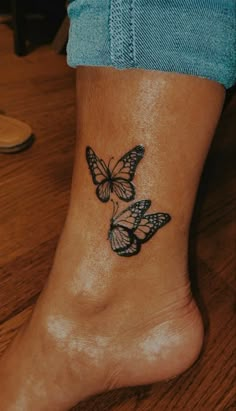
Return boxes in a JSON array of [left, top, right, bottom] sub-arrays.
[[0, 24, 235, 410]]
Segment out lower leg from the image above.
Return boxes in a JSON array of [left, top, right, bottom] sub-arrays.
[[0, 68, 225, 410]]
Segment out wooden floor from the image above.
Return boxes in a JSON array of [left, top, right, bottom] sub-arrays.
[[0, 24, 235, 410]]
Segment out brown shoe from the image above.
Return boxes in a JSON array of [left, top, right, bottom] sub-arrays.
[[0, 115, 35, 154]]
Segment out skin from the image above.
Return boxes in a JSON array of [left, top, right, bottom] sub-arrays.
[[0, 68, 225, 410]]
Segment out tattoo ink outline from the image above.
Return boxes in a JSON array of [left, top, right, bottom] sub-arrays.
[[108, 199, 171, 257], [86, 145, 145, 203], [85, 145, 172, 257]]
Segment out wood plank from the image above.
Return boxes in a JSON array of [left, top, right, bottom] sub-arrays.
[[0, 306, 33, 356]]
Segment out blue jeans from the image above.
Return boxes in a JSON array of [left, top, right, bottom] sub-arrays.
[[67, 0, 236, 89]]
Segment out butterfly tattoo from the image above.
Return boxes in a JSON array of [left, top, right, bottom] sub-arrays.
[[108, 200, 171, 257], [86, 145, 145, 203]]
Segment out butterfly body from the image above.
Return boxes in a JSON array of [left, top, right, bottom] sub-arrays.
[[108, 200, 171, 257], [86, 145, 145, 203]]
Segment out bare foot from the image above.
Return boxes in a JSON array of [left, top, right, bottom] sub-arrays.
[[0, 68, 224, 410], [0, 226, 203, 410]]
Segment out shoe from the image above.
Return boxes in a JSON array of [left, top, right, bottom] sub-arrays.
[[0, 114, 35, 154]]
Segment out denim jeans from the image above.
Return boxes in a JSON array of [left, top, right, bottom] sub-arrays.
[[67, 0, 236, 89]]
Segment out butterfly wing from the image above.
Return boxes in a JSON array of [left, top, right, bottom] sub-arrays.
[[86, 146, 111, 202], [113, 200, 151, 231], [108, 200, 151, 256], [109, 203, 171, 257], [134, 213, 171, 243], [116, 237, 141, 257], [118, 212, 171, 256], [86, 146, 109, 185], [110, 145, 145, 202], [111, 145, 145, 181], [96, 180, 112, 203], [109, 226, 133, 253], [112, 179, 135, 202]]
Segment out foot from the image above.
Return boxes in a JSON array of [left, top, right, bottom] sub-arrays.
[[0, 213, 203, 410], [0, 67, 224, 410]]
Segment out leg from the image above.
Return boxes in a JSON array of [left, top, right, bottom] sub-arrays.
[[0, 67, 225, 410]]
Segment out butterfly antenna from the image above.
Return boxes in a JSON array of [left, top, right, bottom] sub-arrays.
[[111, 199, 115, 218], [115, 201, 119, 216]]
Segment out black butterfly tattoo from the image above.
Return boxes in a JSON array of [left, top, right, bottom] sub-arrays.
[[108, 200, 171, 257], [86, 145, 145, 203]]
